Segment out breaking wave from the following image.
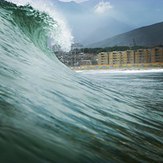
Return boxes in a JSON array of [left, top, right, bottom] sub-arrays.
[[0, 0, 163, 162]]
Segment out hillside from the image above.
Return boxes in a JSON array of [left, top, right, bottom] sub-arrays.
[[88, 22, 163, 48]]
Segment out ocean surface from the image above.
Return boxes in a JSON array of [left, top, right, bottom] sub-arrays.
[[0, 0, 163, 162]]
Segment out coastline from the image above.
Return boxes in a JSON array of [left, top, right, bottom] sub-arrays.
[[74, 68, 163, 74]]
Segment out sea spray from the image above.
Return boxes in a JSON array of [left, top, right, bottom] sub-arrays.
[[5, 0, 73, 51]]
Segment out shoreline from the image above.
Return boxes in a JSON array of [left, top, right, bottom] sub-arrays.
[[74, 68, 163, 74]]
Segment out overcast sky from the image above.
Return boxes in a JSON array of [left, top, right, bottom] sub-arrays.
[[59, 0, 88, 3]]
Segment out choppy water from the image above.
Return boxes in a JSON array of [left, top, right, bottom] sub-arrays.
[[0, 0, 163, 162]]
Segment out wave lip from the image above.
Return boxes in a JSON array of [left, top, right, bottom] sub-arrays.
[[6, 0, 73, 51]]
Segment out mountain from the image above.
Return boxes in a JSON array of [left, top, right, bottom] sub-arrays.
[[51, 0, 163, 45], [51, 0, 134, 43], [88, 22, 163, 48]]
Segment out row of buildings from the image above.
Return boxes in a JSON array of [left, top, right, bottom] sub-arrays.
[[98, 47, 163, 67], [54, 45, 163, 70]]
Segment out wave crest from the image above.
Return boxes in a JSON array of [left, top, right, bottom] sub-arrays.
[[5, 0, 73, 52]]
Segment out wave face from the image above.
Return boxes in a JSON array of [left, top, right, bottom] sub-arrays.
[[0, 1, 163, 162]]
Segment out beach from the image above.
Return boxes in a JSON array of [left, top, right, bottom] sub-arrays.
[[75, 68, 163, 74]]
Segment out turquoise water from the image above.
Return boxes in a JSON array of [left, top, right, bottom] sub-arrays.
[[0, 1, 163, 162]]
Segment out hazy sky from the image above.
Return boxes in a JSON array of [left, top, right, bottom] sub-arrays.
[[60, 0, 88, 2]]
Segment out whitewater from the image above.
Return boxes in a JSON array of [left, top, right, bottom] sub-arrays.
[[0, 0, 163, 162]]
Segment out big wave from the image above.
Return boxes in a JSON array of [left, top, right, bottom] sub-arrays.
[[0, 1, 163, 163]]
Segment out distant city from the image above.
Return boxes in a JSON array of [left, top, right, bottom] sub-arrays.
[[54, 43, 163, 70], [53, 21, 163, 70]]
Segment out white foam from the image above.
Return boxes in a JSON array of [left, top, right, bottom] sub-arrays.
[[76, 69, 163, 74], [6, 0, 73, 52]]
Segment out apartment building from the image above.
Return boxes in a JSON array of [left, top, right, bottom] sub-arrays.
[[135, 47, 163, 64], [151, 47, 163, 63], [97, 47, 163, 67], [135, 49, 148, 63], [98, 52, 109, 65], [109, 51, 124, 66], [123, 50, 135, 64]]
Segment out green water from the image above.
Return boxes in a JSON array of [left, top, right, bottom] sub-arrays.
[[0, 1, 163, 162]]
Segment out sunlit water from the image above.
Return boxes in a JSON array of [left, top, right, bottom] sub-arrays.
[[0, 1, 163, 162]]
